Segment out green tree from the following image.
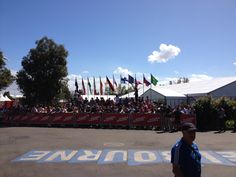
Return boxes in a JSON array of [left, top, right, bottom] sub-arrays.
[[193, 96, 217, 130], [0, 51, 14, 90], [58, 79, 72, 101], [16, 37, 68, 105]]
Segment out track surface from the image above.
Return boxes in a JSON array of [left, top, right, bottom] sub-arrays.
[[0, 127, 236, 177]]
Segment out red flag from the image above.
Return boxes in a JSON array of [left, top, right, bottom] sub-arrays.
[[135, 78, 142, 87], [113, 75, 117, 87], [143, 74, 151, 86], [100, 76, 103, 95], [87, 77, 92, 94], [93, 77, 98, 95], [106, 76, 115, 92], [82, 78, 86, 95]]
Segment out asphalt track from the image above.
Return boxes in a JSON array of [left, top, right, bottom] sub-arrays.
[[0, 127, 236, 177]]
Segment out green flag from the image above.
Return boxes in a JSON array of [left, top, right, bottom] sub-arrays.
[[151, 74, 158, 86]]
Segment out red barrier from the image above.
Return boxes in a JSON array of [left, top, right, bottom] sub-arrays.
[[30, 113, 51, 125], [102, 113, 129, 126], [75, 113, 101, 125], [10, 113, 28, 125], [180, 114, 196, 125], [131, 113, 161, 126], [50, 113, 75, 125]]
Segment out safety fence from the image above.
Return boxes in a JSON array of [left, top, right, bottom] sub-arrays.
[[0, 112, 196, 129]]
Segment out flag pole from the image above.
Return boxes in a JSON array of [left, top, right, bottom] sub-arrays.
[[87, 77, 89, 99], [150, 74, 152, 102], [128, 80, 129, 98], [143, 74, 144, 95]]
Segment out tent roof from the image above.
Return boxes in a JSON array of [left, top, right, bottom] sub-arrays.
[[162, 76, 236, 96], [0, 94, 12, 101], [150, 87, 186, 97]]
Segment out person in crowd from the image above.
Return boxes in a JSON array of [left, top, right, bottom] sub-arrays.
[[173, 106, 182, 131], [217, 107, 226, 132]]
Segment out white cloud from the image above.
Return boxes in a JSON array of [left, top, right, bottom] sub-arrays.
[[189, 74, 213, 82], [67, 74, 82, 91], [174, 70, 179, 75], [233, 62, 236, 65], [160, 74, 213, 85], [113, 67, 133, 76], [81, 70, 89, 74], [148, 44, 181, 63]]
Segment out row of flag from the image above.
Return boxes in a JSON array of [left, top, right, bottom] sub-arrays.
[[75, 74, 158, 95]]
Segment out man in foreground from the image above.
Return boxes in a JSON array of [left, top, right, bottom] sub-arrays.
[[171, 122, 201, 177]]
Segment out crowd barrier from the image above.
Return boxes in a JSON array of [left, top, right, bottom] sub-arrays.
[[0, 112, 196, 128]]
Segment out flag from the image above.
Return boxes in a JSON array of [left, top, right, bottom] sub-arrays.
[[113, 75, 117, 87], [100, 76, 103, 95], [151, 74, 158, 86], [143, 75, 151, 86], [82, 78, 86, 95], [128, 75, 134, 84], [135, 79, 142, 86], [93, 77, 98, 95], [134, 75, 139, 103], [106, 76, 115, 92], [87, 77, 92, 94], [120, 75, 128, 84], [75, 78, 78, 92]]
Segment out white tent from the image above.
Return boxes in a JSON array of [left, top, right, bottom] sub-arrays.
[[164, 76, 236, 98], [0, 94, 11, 102], [140, 87, 186, 107]]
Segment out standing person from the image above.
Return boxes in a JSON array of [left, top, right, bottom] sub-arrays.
[[218, 107, 226, 132], [173, 106, 182, 131], [232, 106, 236, 132], [171, 122, 201, 177]]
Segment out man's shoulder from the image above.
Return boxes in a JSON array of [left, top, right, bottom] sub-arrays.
[[192, 142, 199, 150], [172, 139, 184, 151]]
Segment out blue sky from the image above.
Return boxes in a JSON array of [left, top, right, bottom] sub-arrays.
[[1, 0, 236, 90]]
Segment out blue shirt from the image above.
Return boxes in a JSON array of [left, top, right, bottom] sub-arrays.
[[171, 138, 201, 177]]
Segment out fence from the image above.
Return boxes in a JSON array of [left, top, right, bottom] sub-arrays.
[[0, 112, 196, 129]]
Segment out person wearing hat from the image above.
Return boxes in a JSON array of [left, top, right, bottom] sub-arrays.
[[171, 122, 201, 177]]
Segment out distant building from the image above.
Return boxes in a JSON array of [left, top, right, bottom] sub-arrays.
[[120, 76, 236, 107], [164, 76, 236, 100]]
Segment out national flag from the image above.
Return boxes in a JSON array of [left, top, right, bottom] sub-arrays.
[[87, 77, 92, 94], [128, 75, 134, 84], [93, 77, 98, 95], [75, 78, 78, 92], [82, 78, 86, 95], [120, 75, 128, 84], [106, 76, 115, 92], [113, 75, 117, 87], [151, 74, 158, 86], [100, 76, 103, 95], [143, 74, 151, 86], [134, 75, 140, 103], [135, 79, 142, 86]]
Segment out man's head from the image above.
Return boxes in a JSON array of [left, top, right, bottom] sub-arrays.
[[181, 122, 197, 144]]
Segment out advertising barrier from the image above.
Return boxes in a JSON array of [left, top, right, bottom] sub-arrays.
[[75, 113, 101, 125], [28, 113, 49, 125], [50, 113, 75, 125], [131, 113, 161, 127], [102, 113, 129, 126], [180, 113, 196, 125], [1, 112, 196, 129]]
